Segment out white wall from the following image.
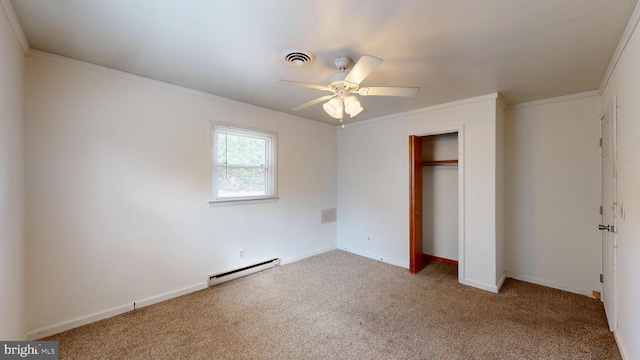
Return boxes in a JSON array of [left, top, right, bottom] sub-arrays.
[[504, 95, 602, 296], [0, 3, 25, 340], [23, 54, 337, 337], [422, 134, 458, 260], [600, 8, 640, 359], [421, 133, 458, 161], [337, 95, 504, 292]]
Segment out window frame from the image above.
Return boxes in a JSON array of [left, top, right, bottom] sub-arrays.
[[210, 122, 278, 204]]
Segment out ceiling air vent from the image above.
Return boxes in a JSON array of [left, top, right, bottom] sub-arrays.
[[283, 50, 315, 66]]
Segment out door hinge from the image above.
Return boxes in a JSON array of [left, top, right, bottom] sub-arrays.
[[599, 205, 603, 215], [599, 138, 603, 147], [600, 274, 603, 283]]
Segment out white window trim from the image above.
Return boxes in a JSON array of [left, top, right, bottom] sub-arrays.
[[209, 122, 278, 205]]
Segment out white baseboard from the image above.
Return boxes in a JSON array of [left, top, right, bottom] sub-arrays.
[[25, 303, 134, 340], [496, 271, 507, 292], [614, 331, 629, 360], [459, 278, 501, 293], [25, 248, 339, 340], [133, 283, 207, 309], [25, 282, 207, 340], [506, 272, 594, 297], [338, 246, 407, 268], [280, 246, 337, 265], [340, 248, 508, 294]]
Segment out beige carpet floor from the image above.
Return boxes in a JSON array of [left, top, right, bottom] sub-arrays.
[[43, 250, 620, 359]]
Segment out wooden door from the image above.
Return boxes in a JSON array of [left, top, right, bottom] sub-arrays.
[[600, 99, 617, 331], [409, 135, 424, 273]]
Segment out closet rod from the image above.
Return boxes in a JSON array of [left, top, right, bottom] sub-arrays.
[[422, 160, 458, 166]]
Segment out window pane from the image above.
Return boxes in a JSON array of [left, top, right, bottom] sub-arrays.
[[216, 166, 267, 198], [217, 133, 266, 166]]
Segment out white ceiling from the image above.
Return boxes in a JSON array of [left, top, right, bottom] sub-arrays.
[[10, 0, 638, 124]]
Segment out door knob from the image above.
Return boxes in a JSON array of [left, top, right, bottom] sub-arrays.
[[598, 225, 610, 231]]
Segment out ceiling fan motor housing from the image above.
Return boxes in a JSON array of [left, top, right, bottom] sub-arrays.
[[334, 56, 352, 70], [327, 71, 358, 94]]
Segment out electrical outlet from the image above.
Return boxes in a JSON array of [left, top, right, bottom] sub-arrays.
[[238, 249, 244, 259], [367, 236, 370, 241]]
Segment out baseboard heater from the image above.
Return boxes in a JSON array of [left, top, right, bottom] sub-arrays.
[[208, 258, 281, 287]]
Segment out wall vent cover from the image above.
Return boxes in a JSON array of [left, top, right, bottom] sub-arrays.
[[321, 208, 337, 224], [283, 49, 315, 66]]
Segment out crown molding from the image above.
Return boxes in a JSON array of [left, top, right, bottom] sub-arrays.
[[0, 0, 29, 53], [345, 93, 499, 128], [26, 49, 334, 128], [507, 90, 600, 110], [495, 93, 507, 111], [599, 0, 640, 93]]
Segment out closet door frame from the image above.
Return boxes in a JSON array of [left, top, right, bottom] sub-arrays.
[[409, 125, 465, 281]]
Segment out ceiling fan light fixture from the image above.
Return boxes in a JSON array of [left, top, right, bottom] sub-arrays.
[[344, 96, 363, 117], [323, 97, 343, 119]]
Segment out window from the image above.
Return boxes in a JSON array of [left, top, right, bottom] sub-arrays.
[[211, 123, 277, 203]]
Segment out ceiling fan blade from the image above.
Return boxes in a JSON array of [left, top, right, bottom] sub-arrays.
[[274, 80, 331, 91], [291, 94, 336, 111], [344, 55, 383, 84], [357, 87, 419, 97]]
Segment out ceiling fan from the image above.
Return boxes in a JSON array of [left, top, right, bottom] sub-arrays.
[[275, 55, 419, 123]]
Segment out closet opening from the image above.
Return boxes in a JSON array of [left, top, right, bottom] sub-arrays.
[[410, 129, 462, 275], [422, 133, 458, 266]]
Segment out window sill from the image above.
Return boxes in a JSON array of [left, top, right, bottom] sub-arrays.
[[209, 197, 279, 207]]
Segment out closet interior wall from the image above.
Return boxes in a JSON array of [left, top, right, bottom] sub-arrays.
[[422, 133, 459, 262]]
